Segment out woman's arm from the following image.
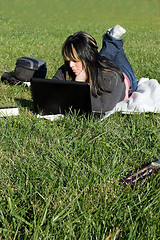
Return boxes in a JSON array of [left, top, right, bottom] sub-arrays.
[[52, 65, 66, 81]]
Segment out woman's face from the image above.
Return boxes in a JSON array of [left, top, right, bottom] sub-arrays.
[[69, 60, 83, 76]]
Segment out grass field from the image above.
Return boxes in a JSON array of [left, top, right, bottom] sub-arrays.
[[0, 0, 160, 239]]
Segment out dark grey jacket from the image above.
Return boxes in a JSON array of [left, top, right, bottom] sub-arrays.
[[52, 65, 125, 113]]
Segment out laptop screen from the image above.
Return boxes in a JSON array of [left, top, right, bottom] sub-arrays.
[[31, 78, 92, 115]]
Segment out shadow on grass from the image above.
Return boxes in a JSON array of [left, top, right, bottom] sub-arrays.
[[15, 98, 34, 112]]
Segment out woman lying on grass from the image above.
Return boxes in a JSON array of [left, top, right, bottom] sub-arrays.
[[52, 25, 138, 113]]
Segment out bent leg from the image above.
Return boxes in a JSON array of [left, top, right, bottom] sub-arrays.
[[99, 32, 137, 93]]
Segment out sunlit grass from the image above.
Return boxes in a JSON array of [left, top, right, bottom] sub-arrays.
[[0, 0, 160, 239]]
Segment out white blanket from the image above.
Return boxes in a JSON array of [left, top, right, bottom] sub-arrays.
[[104, 78, 160, 118]]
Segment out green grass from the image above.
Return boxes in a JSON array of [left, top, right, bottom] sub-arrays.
[[0, 0, 160, 239]]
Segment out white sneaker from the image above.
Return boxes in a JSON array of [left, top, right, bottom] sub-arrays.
[[108, 25, 126, 39], [107, 27, 112, 34]]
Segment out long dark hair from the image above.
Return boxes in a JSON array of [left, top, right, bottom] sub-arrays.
[[62, 31, 124, 97]]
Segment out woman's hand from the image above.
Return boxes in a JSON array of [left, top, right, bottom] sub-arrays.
[[75, 69, 87, 82]]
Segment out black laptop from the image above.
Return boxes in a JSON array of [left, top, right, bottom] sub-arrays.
[[30, 78, 92, 116]]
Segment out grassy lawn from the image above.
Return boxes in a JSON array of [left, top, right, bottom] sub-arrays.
[[0, 0, 160, 239]]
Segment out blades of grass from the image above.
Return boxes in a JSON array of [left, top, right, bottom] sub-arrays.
[[51, 186, 88, 225], [8, 197, 13, 214], [13, 223, 21, 240], [40, 198, 51, 226], [13, 214, 32, 227], [0, 228, 15, 239]]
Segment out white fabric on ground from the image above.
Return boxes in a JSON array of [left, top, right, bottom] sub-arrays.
[[104, 78, 160, 118]]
